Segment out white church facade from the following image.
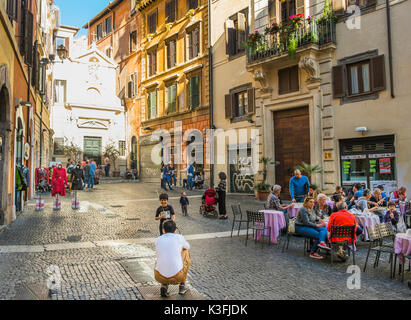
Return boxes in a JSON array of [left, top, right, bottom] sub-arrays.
[[50, 26, 126, 173]]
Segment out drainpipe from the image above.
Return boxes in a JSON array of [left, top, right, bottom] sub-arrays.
[[385, 0, 394, 98], [208, 0, 214, 188]]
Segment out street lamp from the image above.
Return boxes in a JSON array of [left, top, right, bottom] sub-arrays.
[[57, 44, 68, 61]]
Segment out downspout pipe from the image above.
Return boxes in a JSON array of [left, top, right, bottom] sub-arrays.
[[385, 0, 394, 98], [208, 0, 214, 188]]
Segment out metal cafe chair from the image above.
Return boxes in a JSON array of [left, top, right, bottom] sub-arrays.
[[245, 210, 271, 248], [329, 225, 356, 265], [230, 204, 248, 237]]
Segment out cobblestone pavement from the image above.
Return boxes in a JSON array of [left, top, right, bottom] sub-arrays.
[[0, 183, 410, 300]]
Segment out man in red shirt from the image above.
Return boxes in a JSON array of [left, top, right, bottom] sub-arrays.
[[327, 201, 361, 261]]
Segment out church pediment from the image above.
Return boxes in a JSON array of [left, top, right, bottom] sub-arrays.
[[77, 118, 110, 130]]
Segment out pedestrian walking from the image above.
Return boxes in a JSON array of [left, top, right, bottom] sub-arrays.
[[185, 163, 194, 190], [88, 159, 96, 189], [83, 161, 90, 189], [104, 157, 111, 177], [216, 172, 227, 220], [155, 193, 176, 235], [180, 192, 189, 216]]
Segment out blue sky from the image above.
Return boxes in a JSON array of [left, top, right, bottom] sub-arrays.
[[54, 0, 112, 37]]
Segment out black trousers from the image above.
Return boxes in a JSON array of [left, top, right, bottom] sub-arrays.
[[217, 191, 226, 215]]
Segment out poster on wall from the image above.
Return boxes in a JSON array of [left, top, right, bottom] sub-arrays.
[[379, 158, 391, 174], [371, 181, 397, 195]]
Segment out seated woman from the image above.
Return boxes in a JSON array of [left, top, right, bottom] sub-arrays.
[[369, 188, 387, 207], [266, 185, 294, 212], [295, 197, 330, 259], [314, 193, 332, 218]]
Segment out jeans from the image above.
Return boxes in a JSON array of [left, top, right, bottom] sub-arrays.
[[356, 225, 363, 236], [105, 165, 110, 177], [295, 196, 305, 203], [295, 225, 328, 253], [171, 175, 177, 187], [84, 175, 89, 188], [187, 176, 193, 190], [88, 174, 94, 188]]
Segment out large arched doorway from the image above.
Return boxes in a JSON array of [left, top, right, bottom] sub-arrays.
[[0, 82, 11, 225]]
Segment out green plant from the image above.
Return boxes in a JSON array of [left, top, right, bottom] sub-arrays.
[[295, 162, 323, 179], [288, 36, 298, 58], [103, 141, 120, 171], [254, 157, 280, 191], [264, 22, 280, 35]]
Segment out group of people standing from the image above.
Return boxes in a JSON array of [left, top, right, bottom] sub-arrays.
[[66, 158, 100, 190]]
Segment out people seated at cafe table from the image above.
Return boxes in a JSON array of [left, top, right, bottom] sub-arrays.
[[314, 193, 332, 218], [333, 186, 346, 201], [308, 185, 317, 198], [383, 202, 400, 232], [356, 189, 380, 213], [295, 197, 330, 260], [389, 186, 407, 203], [347, 183, 364, 209], [266, 185, 294, 212], [331, 194, 344, 214], [369, 188, 387, 208], [327, 201, 362, 262]]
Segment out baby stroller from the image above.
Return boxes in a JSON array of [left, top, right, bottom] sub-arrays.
[[199, 189, 218, 218]]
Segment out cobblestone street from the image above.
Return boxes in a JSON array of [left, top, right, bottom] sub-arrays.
[[0, 183, 410, 300]]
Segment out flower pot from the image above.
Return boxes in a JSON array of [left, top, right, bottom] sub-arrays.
[[256, 190, 270, 201], [113, 171, 120, 177]]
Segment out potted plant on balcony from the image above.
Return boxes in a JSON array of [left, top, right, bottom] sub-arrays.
[[254, 157, 279, 201], [265, 22, 280, 35], [245, 30, 263, 52], [103, 142, 121, 178]]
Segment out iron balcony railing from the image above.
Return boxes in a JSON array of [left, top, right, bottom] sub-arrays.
[[247, 18, 336, 64]]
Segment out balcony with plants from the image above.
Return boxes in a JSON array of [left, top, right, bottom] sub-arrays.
[[245, 8, 337, 67]]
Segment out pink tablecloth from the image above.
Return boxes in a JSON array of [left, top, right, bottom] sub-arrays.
[[355, 215, 380, 241], [256, 210, 286, 244], [394, 234, 411, 264], [287, 206, 299, 218], [399, 203, 406, 215]]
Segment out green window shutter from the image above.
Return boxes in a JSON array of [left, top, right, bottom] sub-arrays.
[[171, 83, 177, 113], [191, 75, 200, 108]]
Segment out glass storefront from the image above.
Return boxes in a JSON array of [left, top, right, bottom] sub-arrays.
[[340, 135, 397, 194]]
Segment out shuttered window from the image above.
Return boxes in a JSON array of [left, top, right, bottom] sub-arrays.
[[24, 9, 34, 66], [166, 83, 177, 114], [148, 50, 157, 77], [278, 66, 299, 95], [6, 0, 18, 21], [188, 74, 200, 109], [281, 0, 296, 24], [225, 10, 248, 57], [148, 10, 158, 34], [332, 54, 386, 99], [188, 0, 198, 10], [226, 85, 255, 120], [187, 27, 199, 60], [166, 0, 177, 23], [166, 39, 177, 69], [130, 30, 137, 52], [148, 89, 157, 119], [105, 17, 112, 35], [128, 73, 137, 98], [96, 23, 103, 40]]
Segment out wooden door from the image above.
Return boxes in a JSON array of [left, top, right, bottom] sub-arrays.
[[274, 106, 310, 199], [83, 137, 102, 165]]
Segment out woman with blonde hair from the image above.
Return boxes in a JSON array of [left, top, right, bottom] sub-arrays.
[[295, 197, 330, 259]]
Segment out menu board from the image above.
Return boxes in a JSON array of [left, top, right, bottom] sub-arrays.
[[369, 159, 377, 173], [343, 160, 351, 175]]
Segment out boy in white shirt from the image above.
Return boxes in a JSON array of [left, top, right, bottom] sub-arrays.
[[154, 220, 191, 297]]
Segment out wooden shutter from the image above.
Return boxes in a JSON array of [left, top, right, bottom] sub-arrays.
[[237, 13, 246, 53], [332, 65, 345, 98], [247, 88, 255, 115], [188, 32, 193, 60], [289, 66, 299, 92], [278, 68, 290, 95], [194, 28, 200, 57], [296, 0, 304, 15], [31, 41, 38, 86], [24, 9, 33, 66], [225, 19, 235, 56], [225, 94, 232, 119], [166, 1, 171, 22], [371, 54, 386, 92], [128, 80, 132, 98], [169, 40, 176, 68], [7, 0, 18, 21], [134, 72, 138, 96]]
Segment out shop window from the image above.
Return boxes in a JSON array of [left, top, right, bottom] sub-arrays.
[[278, 66, 299, 95]]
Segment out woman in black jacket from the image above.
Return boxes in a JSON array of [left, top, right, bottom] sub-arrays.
[[71, 164, 84, 191], [216, 172, 227, 220]]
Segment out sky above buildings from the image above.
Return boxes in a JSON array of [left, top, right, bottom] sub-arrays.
[[54, 0, 112, 37]]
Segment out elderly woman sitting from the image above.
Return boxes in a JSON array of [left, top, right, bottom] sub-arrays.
[[314, 193, 332, 218], [266, 185, 294, 212], [295, 197, 330, 259]]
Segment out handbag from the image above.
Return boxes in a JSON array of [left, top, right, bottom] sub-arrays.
[[288, 217, 297, 234]]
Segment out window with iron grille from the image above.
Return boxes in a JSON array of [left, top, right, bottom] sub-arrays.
[[119, 141, 126, 156], [187, 27, 199, 60], [166, 39, 177, 69], [188, 0, 198, 10], [148, 50, 157, 77], [148, 10, 158, 34], [166, 0, 178, 23]]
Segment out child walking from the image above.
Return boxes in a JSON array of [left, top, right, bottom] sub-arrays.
[[180, 192, 189, 216]]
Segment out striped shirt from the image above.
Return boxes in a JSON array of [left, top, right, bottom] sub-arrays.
[[217, 179, 226, 192]]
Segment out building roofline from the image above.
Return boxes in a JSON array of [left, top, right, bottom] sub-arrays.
[[82, 0, 124, 29]]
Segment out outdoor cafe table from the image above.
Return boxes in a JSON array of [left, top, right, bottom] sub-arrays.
[[394, 233, 411, 265], [257, 210, 286, 244], [353, 214, 381, 241], [287, 204, 302, 218]]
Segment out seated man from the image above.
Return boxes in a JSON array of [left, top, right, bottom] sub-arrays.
[[383, 202, 400, 232], [154, 220, 191, 297], [327, 201, 363, 261]]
